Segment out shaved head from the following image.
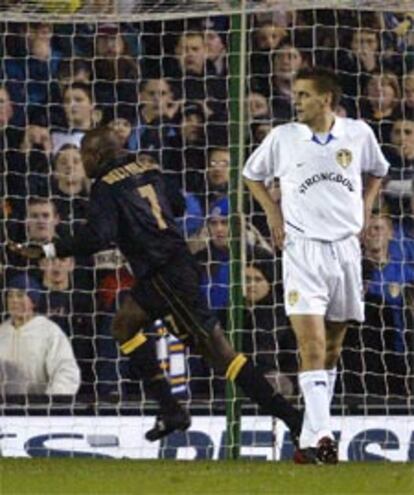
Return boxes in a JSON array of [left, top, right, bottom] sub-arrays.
[[81, 126, 123, 178]]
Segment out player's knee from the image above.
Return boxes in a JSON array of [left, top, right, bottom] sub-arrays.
[[200, 324, 236, 374], [300, 339, 325, 368]]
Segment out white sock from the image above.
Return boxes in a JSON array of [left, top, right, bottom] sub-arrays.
[[327, 367, 337, 405], [299, 369, 333, 448]]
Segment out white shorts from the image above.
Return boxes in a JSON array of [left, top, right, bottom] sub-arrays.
[[282, 235, 364, 322]]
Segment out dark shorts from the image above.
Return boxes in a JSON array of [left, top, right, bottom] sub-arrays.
[[131, 256, 218, 344]]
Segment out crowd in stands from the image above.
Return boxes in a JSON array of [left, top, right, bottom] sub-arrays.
[[0, 9, 414, 404]]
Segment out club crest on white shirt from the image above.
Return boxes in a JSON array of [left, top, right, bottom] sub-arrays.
[[287, 290, 299, 306], [336, 148, 353, 168]]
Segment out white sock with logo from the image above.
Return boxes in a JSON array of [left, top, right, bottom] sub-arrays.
[[299, 369, 333, 448], [327, 367, 337, 405]]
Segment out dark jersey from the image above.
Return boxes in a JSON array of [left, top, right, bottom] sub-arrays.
[[54, 155, 191, 279]]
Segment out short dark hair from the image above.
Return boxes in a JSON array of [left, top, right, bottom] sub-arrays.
[[295, 67, 342, 109], [62, 82, 93, 103], [27, 197, 58, 215]]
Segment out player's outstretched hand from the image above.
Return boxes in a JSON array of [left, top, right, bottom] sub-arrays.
[[7, 241, 44, 259]]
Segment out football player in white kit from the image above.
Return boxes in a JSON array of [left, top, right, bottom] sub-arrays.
[[243, 67, 389, 463]]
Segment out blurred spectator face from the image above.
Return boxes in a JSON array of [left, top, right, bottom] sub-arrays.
[[208, 215, 229, 250], [205, 30, 225, 62], [140, 79, 174, 118], [108, 118, 132, 146], [273, 44, 304, 79], [97, 33, 125, 58], [175, 33, 206, 75], [245, 265, 270, 305], [247, 92, 270, 119], [335, 104, 348, 118], [391, 120, 414, 160], [207, 149, 230, 188], [0, 87, 13, 128], [28, 23, 53, 59], [39, 257, 74, 289], [255, 24, 286, 51], [253, 123, 272, 144], [7, 289, 35, 323], [63, 87, 94, 129], [27, 201, 59, 243], [54, 146, 87, 195], [20, 125, 52, 154], [364, 215, 393, 255], [351, 30, 378, 56], [366, 74, 399, 113], [403, 73, 414, 110], [182, 112, 203, 143]]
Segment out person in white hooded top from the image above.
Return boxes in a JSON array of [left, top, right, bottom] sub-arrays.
[[0, 274, 80, 396]]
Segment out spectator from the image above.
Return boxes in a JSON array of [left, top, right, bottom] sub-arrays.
[[6, 197, 60, 275], [160, 31, 227, 123], [250, 120, 273, 149], [5, 22, 62, 113], [337, 18, 395, 110], [0, 85, 30, 232], [271, 39, 308, 123], [56, 58, 93, 91], [38, 256, 95, 396], [246, 91, 272, 121], [402, 70, 414, 115], [51, 58, 93, 127], [167, 102, 207, 194], [196, 196, 230, 326], [51, 82, 100, 153], [343, 213, 414, 397], [93, 23, 140, 111], [106, 112, 137, 152], [183, 146, 230, 245], [52, 144, 89, 233], [203, 146, 230, 203], [25, 197, 60, 244], [0, 85, 24, 150], [382, 118, 414, 215], [243, 246, 297, 395], [137, 77, 181, 159], [0, 274, 80, 396], [250, 20, 287, 96], [360, 72, 402, 144], [204, 18, 228, 77]]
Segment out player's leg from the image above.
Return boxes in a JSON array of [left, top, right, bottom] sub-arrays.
[[289, 314, 335, 457], [325, 320, 347, 404], [112, 294, 190, 441], [150, 265, 302, 442], [185, 319, 303, 441]]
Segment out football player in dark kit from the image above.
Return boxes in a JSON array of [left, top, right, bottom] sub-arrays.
[[10, 126, 302, 445]]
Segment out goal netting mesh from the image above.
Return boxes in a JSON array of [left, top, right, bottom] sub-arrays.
[[0, 0, 413, 460]]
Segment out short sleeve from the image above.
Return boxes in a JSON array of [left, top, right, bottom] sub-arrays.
[[361, 122, 390, 177], [243, 127, 280, 181]]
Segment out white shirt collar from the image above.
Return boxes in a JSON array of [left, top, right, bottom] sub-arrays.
[[297, 115, 345, 142]]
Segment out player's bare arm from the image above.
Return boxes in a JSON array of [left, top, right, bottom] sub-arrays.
[[362, 174, 383, 239], [244, 178, 285, 250]]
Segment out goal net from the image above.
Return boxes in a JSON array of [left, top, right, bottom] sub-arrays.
[[0, 0, 413, 460]]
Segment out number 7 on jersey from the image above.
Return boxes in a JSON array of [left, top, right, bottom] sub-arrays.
[[137, 184, 168, 230]]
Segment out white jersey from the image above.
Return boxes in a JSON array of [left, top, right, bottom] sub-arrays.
[[243, 117, 390, 241]]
